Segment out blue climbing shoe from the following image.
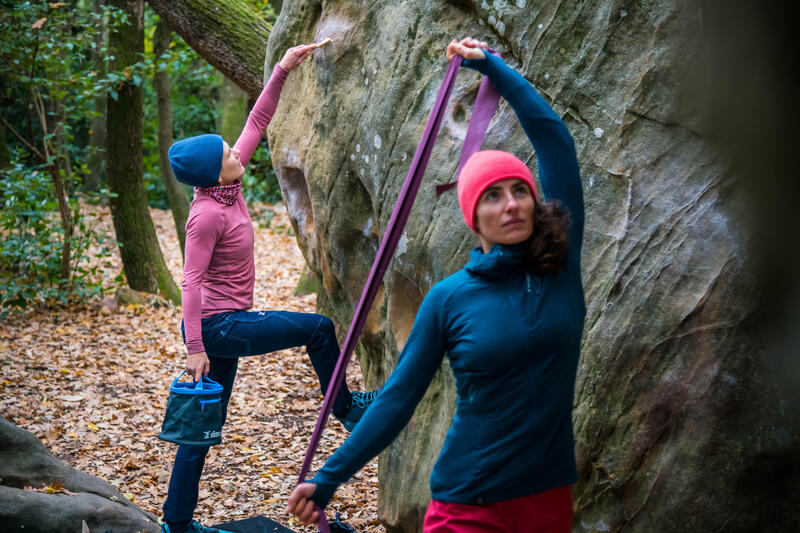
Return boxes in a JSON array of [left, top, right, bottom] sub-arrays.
[[336, 389, 380, 432], [161, 520, 233, 533]]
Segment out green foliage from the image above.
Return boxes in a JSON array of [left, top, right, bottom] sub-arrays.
[[243, 143, 282, 205], [0, 1, 134, 174], [142, 14, 219, 209], [0, 1, 122, 314], [0, 159, 114, 316], [248, 0, 278, 25], [2, 3, 72, 165]]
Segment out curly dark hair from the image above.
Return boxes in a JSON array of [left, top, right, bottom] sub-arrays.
[[526, 199, 572, 273]]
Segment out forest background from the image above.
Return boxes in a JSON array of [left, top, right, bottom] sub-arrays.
[[0, 0, 281, 314]]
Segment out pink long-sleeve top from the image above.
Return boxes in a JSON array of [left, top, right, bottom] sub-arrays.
[[182, 63, 289, 355]]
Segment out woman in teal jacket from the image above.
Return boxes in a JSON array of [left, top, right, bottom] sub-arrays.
[[288, 37, 585, 532]]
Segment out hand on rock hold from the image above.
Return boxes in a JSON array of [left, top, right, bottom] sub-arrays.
[[279, 43, 316, 71], [446, 37, 489, 61]]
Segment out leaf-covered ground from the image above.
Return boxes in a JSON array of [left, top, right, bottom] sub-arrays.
[[0, 204, 382, 532]]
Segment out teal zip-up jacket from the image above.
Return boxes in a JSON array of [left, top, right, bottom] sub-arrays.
[[311, 51, 585, 507]]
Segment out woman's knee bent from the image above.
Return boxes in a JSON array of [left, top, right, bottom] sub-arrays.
[[313, 315, 336, 343]]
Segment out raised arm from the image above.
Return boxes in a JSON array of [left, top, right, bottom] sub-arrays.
[[288, 286, 451, 521], [233, 44, 315, 166], [461, 46, 584, 253]]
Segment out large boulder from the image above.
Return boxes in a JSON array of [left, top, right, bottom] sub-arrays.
[[265, 1, 799, 531], [0, 417, 159, 532]]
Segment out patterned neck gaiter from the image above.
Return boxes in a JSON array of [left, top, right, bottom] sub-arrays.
[[195, 180, 241, 206]]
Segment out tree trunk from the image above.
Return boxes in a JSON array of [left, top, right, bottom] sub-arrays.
[[106, 0, 179, 304], [0, 417, 159, 532], [146, 0, 270, 99], [0, 125, 10, 168], [85, 0, 107, 193], [48, 162, 73, 283], [30, 87, 74, 283], [53, 102, 74, 283], [217, 73, 248, 145], [54, 102, 72, 182], [153, 17, 190, 259]]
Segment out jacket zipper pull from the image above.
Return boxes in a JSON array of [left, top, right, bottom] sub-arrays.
[[526, 273, 531, 293]]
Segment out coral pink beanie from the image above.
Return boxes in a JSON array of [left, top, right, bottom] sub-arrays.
[[457, 150, 537, 232]]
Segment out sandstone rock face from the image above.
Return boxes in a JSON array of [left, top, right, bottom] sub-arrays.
[[265, 1, 798, 531]]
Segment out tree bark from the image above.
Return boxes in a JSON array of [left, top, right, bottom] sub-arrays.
[[85, 0, 107, 192], [217, 73, 248, 144], [0, 125, 10, 168], [146, 0, 270, 99], [48, 162, 73, 283], [153, 17, 190, 259], [106, 0, 180, 304]]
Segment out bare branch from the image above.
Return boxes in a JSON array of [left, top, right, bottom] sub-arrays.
[[30, 86, 50, 159], [0, 114, 47, 162]]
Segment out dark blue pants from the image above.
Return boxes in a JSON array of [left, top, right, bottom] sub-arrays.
[[163, 310, 351, 526]]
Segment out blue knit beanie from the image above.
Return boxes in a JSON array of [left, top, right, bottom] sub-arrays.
[[168, 134, 223, 188]]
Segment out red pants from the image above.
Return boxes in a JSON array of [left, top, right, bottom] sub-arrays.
[[423, 486, 573, 533]]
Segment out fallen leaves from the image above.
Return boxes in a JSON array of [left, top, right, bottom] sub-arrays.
[[0, 203, 381, 532], [123, 459, 142, 471]]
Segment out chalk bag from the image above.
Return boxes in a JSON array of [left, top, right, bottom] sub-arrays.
[[158, 371, 224, 446]]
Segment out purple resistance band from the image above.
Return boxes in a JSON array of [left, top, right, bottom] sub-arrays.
[[297, 53, 500, 533]]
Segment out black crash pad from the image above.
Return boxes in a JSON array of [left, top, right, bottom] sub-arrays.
[[213, 515, 295, 533], [214, 513, 357, 533]]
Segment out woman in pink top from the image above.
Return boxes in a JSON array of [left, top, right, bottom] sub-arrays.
[[162, 44, 377, 533]]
